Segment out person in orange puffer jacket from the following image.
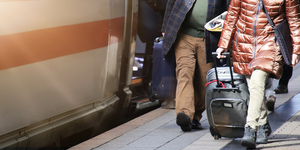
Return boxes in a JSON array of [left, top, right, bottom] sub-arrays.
[[216, 0, 300, 148]]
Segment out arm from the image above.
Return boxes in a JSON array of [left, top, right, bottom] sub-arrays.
[[217, 0, 241, 49], [286, 0, 300, 66], [161, 0, 175, 32]]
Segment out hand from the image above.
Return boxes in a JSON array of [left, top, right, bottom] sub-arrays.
[[291, 54, 300, 67], [162, 32, 165, 37], [216, 47, 228, 59]]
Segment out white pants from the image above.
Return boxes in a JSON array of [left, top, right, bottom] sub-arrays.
[[245, 69, 269, 129]]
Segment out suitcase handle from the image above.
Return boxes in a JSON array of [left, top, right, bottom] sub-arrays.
[[211, 52, 235, 88]]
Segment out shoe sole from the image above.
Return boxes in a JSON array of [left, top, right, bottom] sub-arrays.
[[256, 138, 268, 144], [192, 124, 202, 129], [266, 100, 275, 111], [241, 139, 256, 149], [274, 90, 288, 94], [176, 112, 191, 131]]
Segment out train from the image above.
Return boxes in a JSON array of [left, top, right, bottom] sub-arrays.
[[0, 0, 166, 149]]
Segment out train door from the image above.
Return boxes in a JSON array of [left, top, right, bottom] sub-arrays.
[[130, 0, 166, 114]]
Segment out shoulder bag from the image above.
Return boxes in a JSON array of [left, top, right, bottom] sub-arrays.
[[262, 1, 293, 65]]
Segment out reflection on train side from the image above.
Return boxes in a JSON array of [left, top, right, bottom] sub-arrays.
[[0, 0, 149, 149]]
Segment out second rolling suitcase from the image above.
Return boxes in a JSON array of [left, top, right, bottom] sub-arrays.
[[149, 38, 177, 102], [205, 52, 249, 139]]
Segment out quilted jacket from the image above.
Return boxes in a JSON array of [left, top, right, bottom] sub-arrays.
[[218, 0, 300, 79]]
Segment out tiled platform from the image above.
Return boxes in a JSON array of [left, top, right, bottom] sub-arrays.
[[69, 64, 300, 150]]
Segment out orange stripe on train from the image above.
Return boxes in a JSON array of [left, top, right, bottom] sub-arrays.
[[0, 17, 124, 71]]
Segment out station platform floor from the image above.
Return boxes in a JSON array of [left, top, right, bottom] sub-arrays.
[[69, 64, 300, 150]]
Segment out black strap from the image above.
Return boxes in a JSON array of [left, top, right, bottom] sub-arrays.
[[262, 0, 275, 28], [261, 0, 278, 42]]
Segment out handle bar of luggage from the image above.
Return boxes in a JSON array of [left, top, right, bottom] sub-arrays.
[[211, 52, 236, 88]]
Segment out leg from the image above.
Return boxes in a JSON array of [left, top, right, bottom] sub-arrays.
[[275, 64, 293, 93], [193, 38, 214, 122], [246, 69, 269, 128], [191, 37, 213, 129], [265, 78, 276, 111], [279, 64, 293, 86], [242, 69, 269, 148], [174, 34, 196, 131], [256, 102, 272, 144]]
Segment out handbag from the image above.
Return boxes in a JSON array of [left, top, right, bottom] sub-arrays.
[[262, 1, 293, 65]]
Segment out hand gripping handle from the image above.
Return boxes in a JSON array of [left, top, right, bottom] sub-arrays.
[[211, 52, 235, 88]]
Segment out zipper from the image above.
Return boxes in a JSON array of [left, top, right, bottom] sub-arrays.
[[250, 0, 263, 67]]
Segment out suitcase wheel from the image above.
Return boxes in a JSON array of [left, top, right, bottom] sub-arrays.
[[149, 94, 158, 102], [210, 126, 221, 140], [149, 88, 159, 102], [214, 135, 221, 140]]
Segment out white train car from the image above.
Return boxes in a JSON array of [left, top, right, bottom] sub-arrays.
[[0, 0, 145, 149]]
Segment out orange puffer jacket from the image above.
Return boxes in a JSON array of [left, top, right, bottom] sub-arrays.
[[218, 0, 300, 79]]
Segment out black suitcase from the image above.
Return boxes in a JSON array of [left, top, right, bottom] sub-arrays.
[[149, 38, 177, 102], [205, 52, 249, 139]]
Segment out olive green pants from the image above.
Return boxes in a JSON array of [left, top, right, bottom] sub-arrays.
[[245, 69, 269, 129], [174, 33, 213, 122]]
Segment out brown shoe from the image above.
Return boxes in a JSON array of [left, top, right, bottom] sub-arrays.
[[274, 85, 288, 94], [192, 119, 202, 129], [176, 112, 192, 131]]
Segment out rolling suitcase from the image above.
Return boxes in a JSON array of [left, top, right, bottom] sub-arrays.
[[205, 52, 249, 139], [149, 37, 177, 102]]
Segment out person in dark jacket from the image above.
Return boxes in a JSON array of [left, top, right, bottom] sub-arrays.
[[205, 0, 231, 67], [216, 0, 300, 148], [161, 0, 214, 131]]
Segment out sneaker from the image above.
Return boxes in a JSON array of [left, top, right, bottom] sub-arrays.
[[176, 112, 192, 131], [257, 122, 272, 144], [241, 126, 256, 149], [266, 95, 276, 111]]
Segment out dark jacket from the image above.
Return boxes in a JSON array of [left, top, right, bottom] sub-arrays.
[[161, 0, 195, 55], [205, 0, 231, 65], [162, 0, 213, 63], [218, 0, 300, 79]]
